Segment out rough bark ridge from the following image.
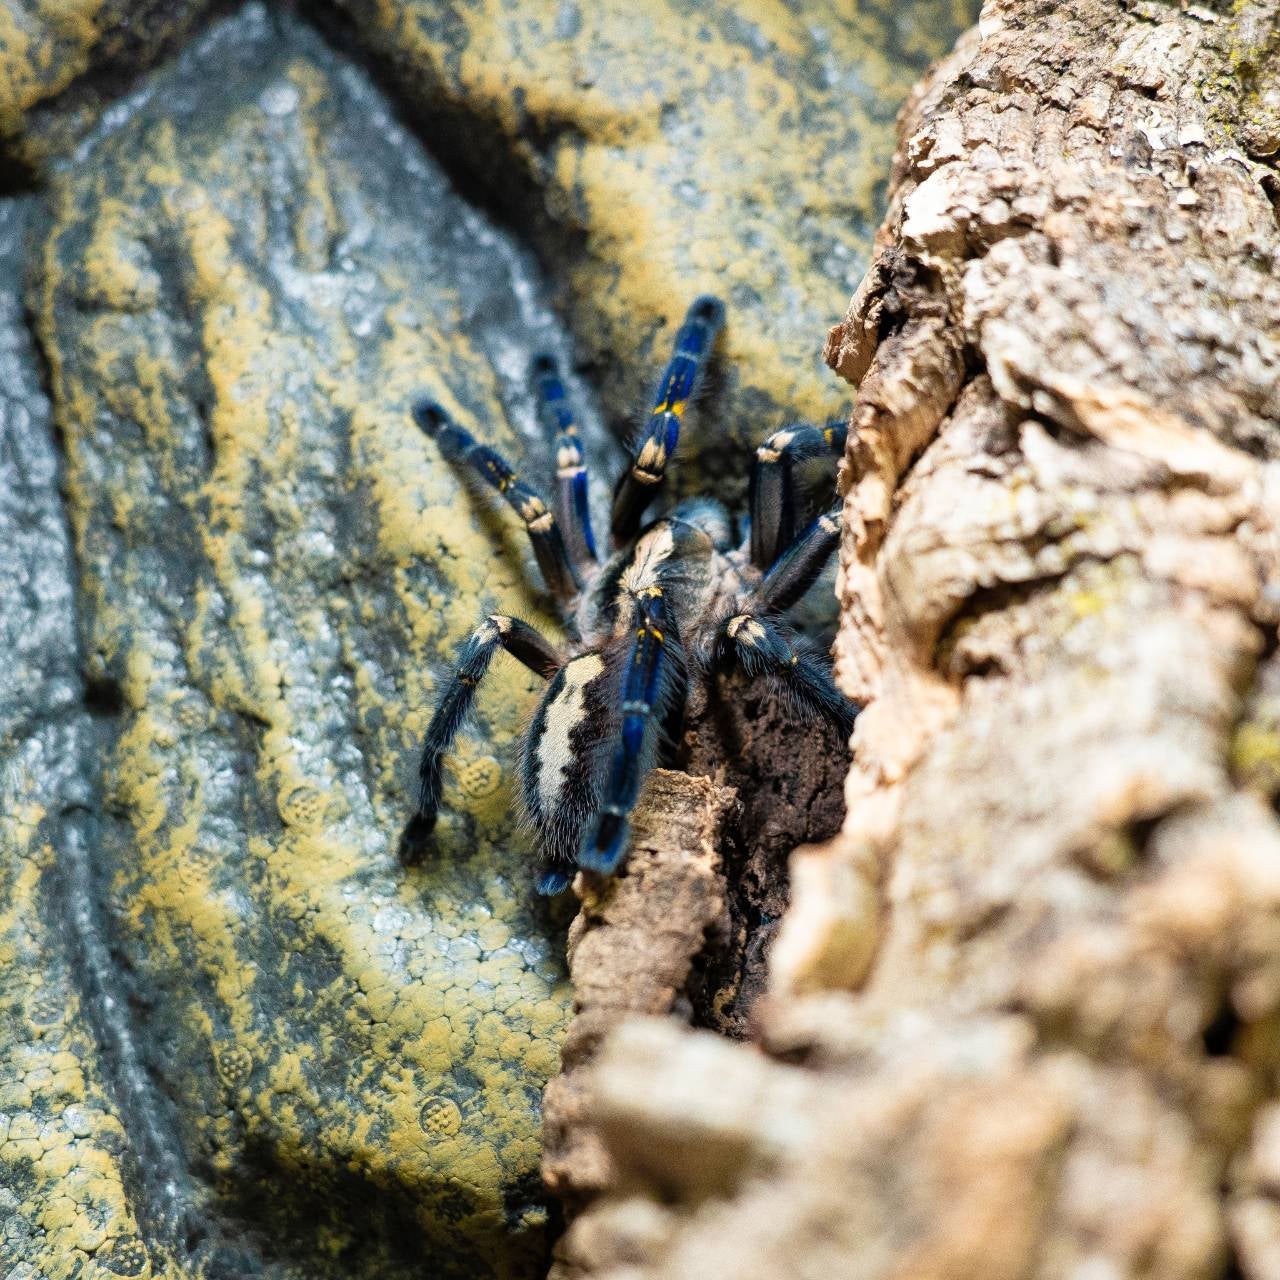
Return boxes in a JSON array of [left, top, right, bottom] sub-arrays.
[[542, 771, 734, 1212], [556, 3, 1280, 1277]]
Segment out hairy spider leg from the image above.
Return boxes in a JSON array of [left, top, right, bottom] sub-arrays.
[[577, 590, 686, 876], [748, 419, 847, 569], [400, 614, 562, 866], [753, 504, 843, 615], [713, 612, 858, 737], [535, 869, 573, 896], [610, 295, 726, 543], [413, 399, 580, 601], [530, 354, 598, 568]]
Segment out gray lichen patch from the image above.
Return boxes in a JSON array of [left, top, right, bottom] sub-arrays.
[[35, 10, 587, 1276]]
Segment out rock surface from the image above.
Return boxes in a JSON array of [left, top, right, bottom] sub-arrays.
[[34, 11, 578, 1276], [0, 0, 214, 170], [0, 195, 164, 1279], [326, 0, 978, 499], [0, 0, 976, 1276]]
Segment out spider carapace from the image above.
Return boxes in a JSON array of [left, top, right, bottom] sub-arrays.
[[400, 297, 858, 894]]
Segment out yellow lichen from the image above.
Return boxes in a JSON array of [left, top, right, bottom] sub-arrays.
[[14, 1, 977, 1273]]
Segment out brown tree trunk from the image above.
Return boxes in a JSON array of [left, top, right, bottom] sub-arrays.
[[550, 2, 1280, 1276]]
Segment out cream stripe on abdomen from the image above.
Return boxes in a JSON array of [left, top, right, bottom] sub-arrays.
[[536, 653, 605, 810]]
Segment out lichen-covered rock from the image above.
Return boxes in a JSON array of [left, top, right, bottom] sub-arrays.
[[330, 0, 977, 497], [0, 197, 167, 1280], [0, 0, 214, 169], [34, 11, 578, 1277], [2, 0, 978, 1274]]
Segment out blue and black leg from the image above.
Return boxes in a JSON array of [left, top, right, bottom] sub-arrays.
[[530, 354, 598, 569], [400, 614, 562, 865], [413, 399, 581, 601], [748, 418, 847, 570], [578, 590, 687, 875], [754, 503, 843, 615], [610, 296, 725, 543], [711, 610, 857, 737], [715, 499, 855, 732]]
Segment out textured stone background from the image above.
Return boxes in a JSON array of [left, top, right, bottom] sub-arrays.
[[0, 2, 976, 1276]]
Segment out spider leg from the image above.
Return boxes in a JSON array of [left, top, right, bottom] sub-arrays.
[[413, 400, 580, 601], [712, 611, 858, 737], [748, 418, 847, 569], [753, 503, 842, 615], [400, 614, 562, 866], [530, 354, 598, 569], [578, 590, 686, 875], [610, 296, 725, 543]]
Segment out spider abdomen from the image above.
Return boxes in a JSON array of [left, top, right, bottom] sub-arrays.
[[521, 652, 614, 892]]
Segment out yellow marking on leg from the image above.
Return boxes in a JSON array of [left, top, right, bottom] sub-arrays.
[[650, 399, 687, 418]]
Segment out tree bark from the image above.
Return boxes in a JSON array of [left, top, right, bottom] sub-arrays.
[[552, 2, 1280, 1277]]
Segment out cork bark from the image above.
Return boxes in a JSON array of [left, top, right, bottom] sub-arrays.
[[542, 771, 735, 1212], [556, 3, 1280, 1277]]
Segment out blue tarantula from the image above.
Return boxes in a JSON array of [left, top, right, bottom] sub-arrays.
[[399, 297, 857, 894]]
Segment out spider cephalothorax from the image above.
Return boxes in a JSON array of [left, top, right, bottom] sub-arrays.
[[400, 297, 858, 893]]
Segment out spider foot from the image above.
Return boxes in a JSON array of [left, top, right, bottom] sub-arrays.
[[578, 810, 630, 876], [534, 865, 574, 895], [397, 811, 438, 866]]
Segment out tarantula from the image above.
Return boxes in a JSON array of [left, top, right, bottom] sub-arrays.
[[399, 297, 857, 893]]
